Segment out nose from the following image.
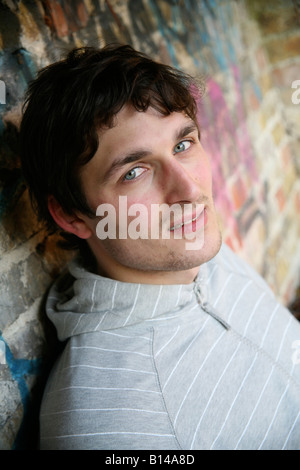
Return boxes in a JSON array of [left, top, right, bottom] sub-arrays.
[[162, 159, 201, 205]]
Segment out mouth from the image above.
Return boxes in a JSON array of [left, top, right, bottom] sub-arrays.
[[169, 206, 206, 232]]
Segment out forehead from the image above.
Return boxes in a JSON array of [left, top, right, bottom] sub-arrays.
[[98, 105, 196, 153]]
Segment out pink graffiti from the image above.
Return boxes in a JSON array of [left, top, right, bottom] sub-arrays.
[[196, 65, 258, 249]]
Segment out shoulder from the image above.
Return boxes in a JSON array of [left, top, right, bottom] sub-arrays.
[[207, 244, 300, 383], [210, 243, 275, 297], [39, 331, 179, 450]]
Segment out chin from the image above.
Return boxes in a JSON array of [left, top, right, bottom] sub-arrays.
[[93, 220, 222, 278], [177, 232, 222, 270], [138, 230, 222, 273]]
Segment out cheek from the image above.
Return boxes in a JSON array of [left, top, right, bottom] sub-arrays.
[[109, 193, 159, 233], [192, 157, 212, 189], [125, 193, 159, 229], [124, 189, 160, 208]]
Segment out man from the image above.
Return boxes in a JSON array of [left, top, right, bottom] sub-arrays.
[[20, 44, 300, 450]]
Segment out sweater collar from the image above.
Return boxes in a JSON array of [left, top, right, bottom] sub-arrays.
[[46, 256, 211, 340]]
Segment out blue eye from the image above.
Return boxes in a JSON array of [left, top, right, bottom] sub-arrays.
[[174, 140, 192, 153], [124, 169, 136, 180], [124, 167, 145, 181]]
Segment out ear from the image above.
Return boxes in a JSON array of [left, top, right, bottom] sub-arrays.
[[48, 195, 92, 239]]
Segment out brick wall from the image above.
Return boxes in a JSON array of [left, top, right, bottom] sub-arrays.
[[242, 0, 300, 303], [0, 0, 299, 449]]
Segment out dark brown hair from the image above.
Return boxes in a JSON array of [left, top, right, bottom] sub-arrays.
[[20, 44, 199, 246]]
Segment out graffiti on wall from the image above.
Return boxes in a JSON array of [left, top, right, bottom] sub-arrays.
[[0, 332, 41, 448], [2, 0, 297, 448], [0, 0, 265, 245], [198, 67, 266, 253]]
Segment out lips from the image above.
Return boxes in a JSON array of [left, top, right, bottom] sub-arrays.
[[169, 205, 206, 232]]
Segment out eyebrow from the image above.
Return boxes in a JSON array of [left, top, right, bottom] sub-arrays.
[[103, 120, 200, 181], [176, 121, 200, 142]]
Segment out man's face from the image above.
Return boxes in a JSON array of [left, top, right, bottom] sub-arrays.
[[79, 105, 222, 283]]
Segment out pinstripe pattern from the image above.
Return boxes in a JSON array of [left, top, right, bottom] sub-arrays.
[[40, 244, 300, 450]]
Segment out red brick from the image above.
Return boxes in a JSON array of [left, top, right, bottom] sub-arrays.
[[294, 192, 300, 213], [255, 47, 268, 70], [275, 187, 286, 211], [76, 1, 89, 27], [231, 176, 248, 211], [281, 144, 293, 169], [42, 0, 69, 37], [272, 63, 300, 87]]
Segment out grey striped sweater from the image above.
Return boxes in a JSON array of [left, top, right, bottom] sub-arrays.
[[40, 243, 300, 450]]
